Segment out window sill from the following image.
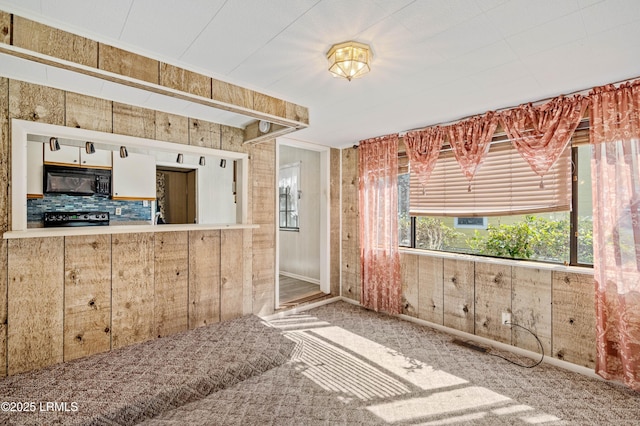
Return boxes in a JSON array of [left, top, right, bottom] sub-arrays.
[[399, 247, 594, 275]]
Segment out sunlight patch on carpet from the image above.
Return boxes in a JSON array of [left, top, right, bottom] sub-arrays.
[[311, 326, 467, 391], [366, 386, 511, 423]]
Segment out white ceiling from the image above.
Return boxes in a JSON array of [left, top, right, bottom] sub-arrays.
[[1, 0, 639, 148]]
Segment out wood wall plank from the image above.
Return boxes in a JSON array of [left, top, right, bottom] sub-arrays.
[[7, 237, 64, 375], [156, 111, 189, 144], [111, 233, 155, 349], [330, 148, 341, 296], [251, 142, 275, 315], [512, 267, 552, 355], [0, 77, 8, 233], [417, 256, 444, 325], [401, 253, 419, 317], [220, 125, 254, 314], [0, 11, 9, 45], [160, 63, 211, 98], [221, 229, 244, 321], [189, 118, 220, 149], [0, 240, 6, 377], [285, 102, 310, 125], [254, 92, 286, 117], [475, 262, 511, 344], [12, 16, 98, 67], [221, 125, 247, 153], [443, 259, 474, 333], [9, 80, 65, 125], [64, 235, 111, 362], [98, 43, 159, 84], [242, 229, 253, 315], [113, 102, 156, 139], [341, 148, 360, 302], [65, 92, 112, 132], [154, 232, 189, 338], [212, 79, 253, 110], [552, 271, 596, 368], [188, 230, 221, 328], [0, 77, 7, 376]]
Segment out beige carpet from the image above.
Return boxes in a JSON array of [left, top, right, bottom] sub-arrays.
[[146, 301, 640, 425], [0, 315, 294, 425]]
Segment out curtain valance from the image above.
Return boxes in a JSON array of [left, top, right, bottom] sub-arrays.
[[500, 95, 588, 188]]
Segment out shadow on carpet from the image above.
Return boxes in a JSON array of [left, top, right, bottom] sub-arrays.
[[0, 315, 295, 425]]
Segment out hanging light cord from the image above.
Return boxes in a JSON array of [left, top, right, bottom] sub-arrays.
[[489, 322, 544, 368]]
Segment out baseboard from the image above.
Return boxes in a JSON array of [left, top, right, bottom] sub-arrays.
[[261, 296, 342, 321], [397, 313, 602, 381], [266, 296, 603, 382], [279, 271, 320, 285]]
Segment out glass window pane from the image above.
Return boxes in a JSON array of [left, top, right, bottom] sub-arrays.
[[577, 145, 594, 264], [398, 173, 411, 246], [414, 212, 570, 264]]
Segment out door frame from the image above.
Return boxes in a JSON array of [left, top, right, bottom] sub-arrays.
[[275, 137, 331, 308]]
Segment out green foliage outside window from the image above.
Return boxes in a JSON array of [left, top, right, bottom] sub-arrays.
[[468, 215, 593, 263]]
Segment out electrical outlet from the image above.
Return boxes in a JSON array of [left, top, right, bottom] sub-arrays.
[[115, 207, 122, 216], [502, 312, 511, 325]]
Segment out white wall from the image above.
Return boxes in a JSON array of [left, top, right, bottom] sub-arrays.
[[155, 151, 236, 224], [279, 145, 321, 281]]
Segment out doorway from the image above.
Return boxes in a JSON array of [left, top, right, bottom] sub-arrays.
[[276, 139, 330, 307], [156, 168, 196, 224]]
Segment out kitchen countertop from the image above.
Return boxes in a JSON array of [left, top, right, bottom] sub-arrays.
[[3, 223, 259, 239]]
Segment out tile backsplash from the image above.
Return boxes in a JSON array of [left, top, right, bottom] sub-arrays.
[[27, 193, 152, 227]]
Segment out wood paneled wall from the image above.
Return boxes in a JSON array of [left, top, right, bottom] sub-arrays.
[[0, 77, 280, 375], [341, 147, 360, 301], [2, 11, 309, 128], [400, 253, 596, 369]]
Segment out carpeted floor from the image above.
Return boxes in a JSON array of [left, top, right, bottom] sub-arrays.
[[2, 301, 639, 425], [0, 315, 294, 425], [146, 301, 640, 426]]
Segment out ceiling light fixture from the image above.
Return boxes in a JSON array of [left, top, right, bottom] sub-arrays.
[[219, 159, 226, 168], [177, 153, 184, 164], [199, 156, 206, 166], [326, 41, 372, 81], [119, 146, 128, 158]]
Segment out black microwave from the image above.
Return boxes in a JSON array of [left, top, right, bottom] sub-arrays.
[[43, 165, 111, 197]]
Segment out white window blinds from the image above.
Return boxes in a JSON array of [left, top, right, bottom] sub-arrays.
[[409, 140, 571, 217]]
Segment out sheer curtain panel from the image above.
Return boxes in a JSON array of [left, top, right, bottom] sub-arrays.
[[589, 81, 640, 391], [358, 134, 402, 314]]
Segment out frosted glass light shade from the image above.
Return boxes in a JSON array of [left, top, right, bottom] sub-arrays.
[[326, 41, 372, 81]]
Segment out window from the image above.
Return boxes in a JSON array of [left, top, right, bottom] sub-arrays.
[[398, 131, 593, 266], [279, 162, 300, 230]]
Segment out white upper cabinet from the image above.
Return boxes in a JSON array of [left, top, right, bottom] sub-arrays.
[[44, 144, 79, 165], [111, 152, 156, 200], [27, 142, 44, 198], [44, 145, 112, 168]]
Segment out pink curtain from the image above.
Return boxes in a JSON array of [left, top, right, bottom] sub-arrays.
[[589, 81, 640, 391], [446, 112, 498, 191], [358, 134, 402, 315], [403, 127, 445, 188], [500, 96, 588, 187]]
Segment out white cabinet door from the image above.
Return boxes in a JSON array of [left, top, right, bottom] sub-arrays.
[[112, 152, 156, 200], [44, 144, 80, 165], [81, 149, 112, 168], [27, 142, 44, 198]]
